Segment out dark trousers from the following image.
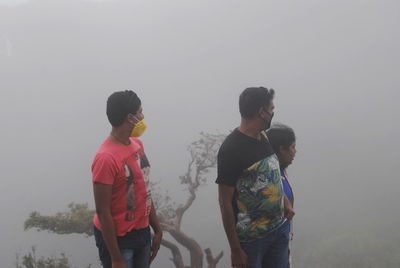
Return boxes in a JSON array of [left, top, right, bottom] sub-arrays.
[[240, 220, 290, 268], [93, 225, 151, 268]]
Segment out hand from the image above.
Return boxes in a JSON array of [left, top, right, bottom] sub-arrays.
[[231, 247, 247, 268], [150, 231, 162, 263], [112, 260, 127, 268], [285, 207, 295, 221]]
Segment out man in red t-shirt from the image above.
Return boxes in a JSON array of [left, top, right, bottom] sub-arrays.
[[92, 90, 162, 268]]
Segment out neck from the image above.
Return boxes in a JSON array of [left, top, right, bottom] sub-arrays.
[[109, 127, 131, 145], [238, 118, 263, 140], [280, 161, 288, 171]]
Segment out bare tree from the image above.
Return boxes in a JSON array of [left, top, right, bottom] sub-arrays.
[[153, 132, 225, 268]]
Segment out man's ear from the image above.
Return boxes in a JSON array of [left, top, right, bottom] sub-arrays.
[[258, 106, 265, 118]]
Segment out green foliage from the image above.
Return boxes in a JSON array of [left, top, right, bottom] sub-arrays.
[[15, 246, 71, 268], [24, 203, 95, 236]]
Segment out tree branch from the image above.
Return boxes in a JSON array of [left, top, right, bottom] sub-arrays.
[[205, 248, 224, 268], [158, 214, 177, 233], [175, 192, 196, 229], [175, 134, 219, 229], [161, 239, 185, 268], [152, 132, 226, 268], [168, 229, 203, 268]]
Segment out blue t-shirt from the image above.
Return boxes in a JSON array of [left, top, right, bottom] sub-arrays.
[[281, 170, 292, 201], [281, 170, 292, 232]]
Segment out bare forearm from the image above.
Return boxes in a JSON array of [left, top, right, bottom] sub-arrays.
[[283, 195, 292, 210], [218, 185, 248, 266], [219, 200, 241, 250], [149, 201, 162, 234], [98, 211, 123, 262], [283, 195, 295, 220]]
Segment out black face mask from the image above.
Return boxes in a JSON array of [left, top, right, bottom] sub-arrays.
[[262, 111, 274, 130]]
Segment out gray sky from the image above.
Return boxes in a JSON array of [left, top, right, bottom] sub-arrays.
[[1, 0, 399, 267]]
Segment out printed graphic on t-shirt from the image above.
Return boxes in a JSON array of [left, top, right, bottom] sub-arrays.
[[124, 163, 135, 221], [123, 149, 151, 222], [235, 154, 284, 242], [138, 153, 152, 216]]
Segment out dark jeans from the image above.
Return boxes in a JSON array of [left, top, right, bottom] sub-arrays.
[[240, 220, 290, 268], [94, 225, 151, 268]]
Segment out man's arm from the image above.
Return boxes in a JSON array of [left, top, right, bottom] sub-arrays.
[[283, 194, 295, 221], [93, 182, 127, 268], [149, 200, 162, 264], [218, 184, 247, 268]]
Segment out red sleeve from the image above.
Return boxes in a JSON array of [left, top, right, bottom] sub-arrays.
[[91, 153, 118, 185]]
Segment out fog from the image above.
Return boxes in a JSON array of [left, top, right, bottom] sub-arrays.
[[1, 0, 399, 267]]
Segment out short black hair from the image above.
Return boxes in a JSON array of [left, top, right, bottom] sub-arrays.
[[266, 123, 296, 153], [239, 87, 275, 118], [106, 90, 141, 127]]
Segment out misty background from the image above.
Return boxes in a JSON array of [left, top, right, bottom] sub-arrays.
[[1, 0, 399, 267]]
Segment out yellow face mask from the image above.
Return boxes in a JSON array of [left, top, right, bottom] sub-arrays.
[[130, 118, 147, 137]]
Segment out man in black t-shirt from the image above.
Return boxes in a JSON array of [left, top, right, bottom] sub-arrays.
[[217, 87, 295, 268]]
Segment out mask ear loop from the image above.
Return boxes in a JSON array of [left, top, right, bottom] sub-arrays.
[[132, 115, 140, 124], [261, 108, 274, 132], [260, 106, 272, 141], [128, 114, 140, 125], [263, 108, 274, 118], [260, 109, 273, 123]]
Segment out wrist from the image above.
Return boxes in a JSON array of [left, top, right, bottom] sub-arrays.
[[110, 252, 124, 262], [230, 246, 242, 252], [153, 229, 163, 238], [151, 225, 162, 234]]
